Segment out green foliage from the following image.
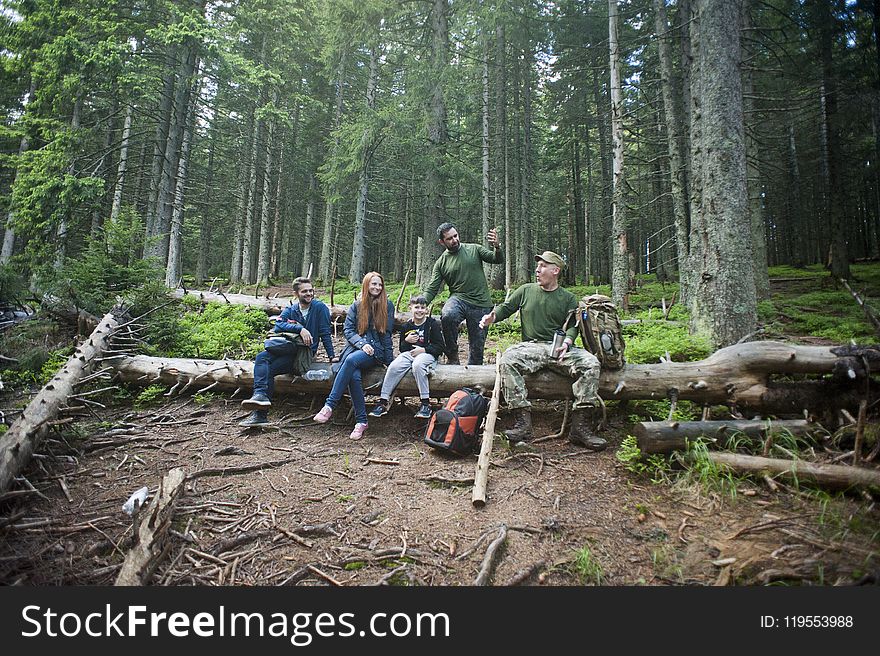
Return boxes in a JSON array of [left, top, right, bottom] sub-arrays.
[[572, 546, 604, 585], [0, 318, 68, 386], [38, 347, 72, 385], [193, 391, 222, 406], [676, 439, 741, 500], [623, 321, 712, 364], [175, 302, 268, 359], [627, 399, 699, 423], [615, 436, 671, 483], [134, 384, 167, 409]]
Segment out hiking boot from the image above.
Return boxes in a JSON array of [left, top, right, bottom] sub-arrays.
[[313, 405, 333, 423], [569, 408, 607, 451], [370, 400, 389, 418], [241, 392, 271, 409], [349, 422, 368, 440], [239, 410, 270, 428], [505, 409, 533, 443], [446, 352, 460, 366], [414, 402, 432, 419]]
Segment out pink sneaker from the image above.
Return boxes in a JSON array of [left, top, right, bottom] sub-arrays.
[[349, 422, 368, 440], [313, 405, 333, 423]]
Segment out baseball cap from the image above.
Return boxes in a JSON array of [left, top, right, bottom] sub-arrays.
[[534, 250, 565, 268]]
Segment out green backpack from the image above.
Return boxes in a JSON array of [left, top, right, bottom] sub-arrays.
[[564, 294, 626, 370]]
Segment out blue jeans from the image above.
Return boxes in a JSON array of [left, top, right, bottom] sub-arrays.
[[324, 350, 379, 424], [253, 349, 295, 399], [441, 296, 491, 365]]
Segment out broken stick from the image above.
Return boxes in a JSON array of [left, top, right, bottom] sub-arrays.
[[473, 354, 502, 507], [115, 467, 186, 586]]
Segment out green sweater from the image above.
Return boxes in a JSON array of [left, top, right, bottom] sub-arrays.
[[492, 283, 579, 343], [423, 242, 504, 307]]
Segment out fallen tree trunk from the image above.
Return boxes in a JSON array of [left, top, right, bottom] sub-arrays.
[[109, 341, 877, 416], [0, 311, 121, 494], [115, 467, 186, 586], [635, 419, 821, 454], [705, 452, 880, 493]]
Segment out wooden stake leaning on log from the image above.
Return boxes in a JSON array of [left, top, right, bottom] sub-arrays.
[[473, 354, 503, 507], [116, 467, 186, 586], [0, 310, 122, 494]]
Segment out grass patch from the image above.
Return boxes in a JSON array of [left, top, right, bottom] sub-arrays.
[[616, 436, 671, 484], [572, 546, 605, 585]]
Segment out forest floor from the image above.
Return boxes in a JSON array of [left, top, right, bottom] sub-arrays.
[[0, 284, 878, 588]]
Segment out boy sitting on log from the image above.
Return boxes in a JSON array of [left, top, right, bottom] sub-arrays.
[[370, 295, 446, 419], [479, 251, 606, 450]]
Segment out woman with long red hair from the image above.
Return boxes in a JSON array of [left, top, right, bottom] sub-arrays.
[[313, 271, 395, 439]]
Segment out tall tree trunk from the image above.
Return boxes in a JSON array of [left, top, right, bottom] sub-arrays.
[[270, 141, 285, 278], [150, 41, 199, 265], [481, 33, 491, 249], [145, 63, 175, 244], [521, 46, 534, 283], [229, 115, 252, 285], [256, 92, 278, 286], [592, 63, 612, 283], [1, 130, 30, 263], [302, 173, 317, 278], [608, 0, 629, 309], [817, 0, 850, 279], [319, 50, 347, 283], [740, 0, 769, 299], [421, 0, 449, 286], [491, 21, 506, 290], [654, 0, 691, 304], [349, 44, 380, 283], [196, 129, 215, 285], [787, 122, 805, 268], [241, 103, 263, 285], [55, 95, 82, 270], [108, 103, 134, 235], [165, 68, 200, 288], [688, 0, 756, 347]]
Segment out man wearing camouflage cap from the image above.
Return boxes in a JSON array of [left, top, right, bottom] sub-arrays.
[[479, 250, 605, 449]]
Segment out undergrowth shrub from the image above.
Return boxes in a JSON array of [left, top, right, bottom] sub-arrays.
[[616, 436, 671, 484], [624, 321, 711, 364], [176, 302, 268, 359]]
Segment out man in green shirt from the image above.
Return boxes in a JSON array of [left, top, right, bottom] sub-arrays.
[[479, 250, 605, 450], [423, 222, 504, 365]]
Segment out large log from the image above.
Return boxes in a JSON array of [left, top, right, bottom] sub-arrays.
[[706, 452, 880, 493], [115, 467, 186, 586], [0, 311, 121, 494], [109, 341, 876, 415], [635, 419, 821, 454]]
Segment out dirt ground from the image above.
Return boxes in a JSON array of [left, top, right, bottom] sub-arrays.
[[1, 298, 878, 587]]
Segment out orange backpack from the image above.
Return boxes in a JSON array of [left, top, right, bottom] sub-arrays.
[[423, 389, 489, 456]]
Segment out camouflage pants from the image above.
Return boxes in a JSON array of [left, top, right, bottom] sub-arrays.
[[500, 341, 601, 410]]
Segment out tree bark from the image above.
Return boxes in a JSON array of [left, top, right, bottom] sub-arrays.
[[687, 0, 756, 348], [609, 0, 629, 309], [706, 452, 880, 493], [0, 311, 121, 493], [256, 97, 278, 286], [473, 357, 502, 507], [635, 419, 819, 454], [109, 341, 875, 417]]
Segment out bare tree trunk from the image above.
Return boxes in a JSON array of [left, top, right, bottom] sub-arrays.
[[349, 44, 380, 283], [108, 103, 134, 232], [241, 113, 262, 285], [302, 173, 317, 278], [55, 95, 82, 270], [482, 33, 491, 247], [165, 69, 199, 289], [196, 128, 216, 285], [1, 130, 30, 263], [421, 0, 449, 286], [146, 63, 175, 245], [270, 141, 284, 277], [319, 50, 347, 282], [688, 0, 756, 348], [521, 47, 534, 283], [608, 0, 629, 309], [654, 0, 691, 304], [256, 96, 278, 286]]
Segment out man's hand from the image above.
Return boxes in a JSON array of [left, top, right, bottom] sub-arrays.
[[487, 227, 500, 249], [479, 311, 496, 330], [554, 339, 572, 364], [299, 328, 313, 346]]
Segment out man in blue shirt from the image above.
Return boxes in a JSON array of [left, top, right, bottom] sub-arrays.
[[239, 277, 337, 427]]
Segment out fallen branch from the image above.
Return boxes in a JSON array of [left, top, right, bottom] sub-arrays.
[[115, 468, 186, 586], [634, 419, 822, 454], [187, 457, 298, 480], [705, 452, 880, 493], [473, 523, 508, 585]]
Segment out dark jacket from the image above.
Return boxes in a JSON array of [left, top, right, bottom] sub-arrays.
[[397, 317, 445, 359], [273, 299, 335, 358], [339, 299, 395, 366]]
